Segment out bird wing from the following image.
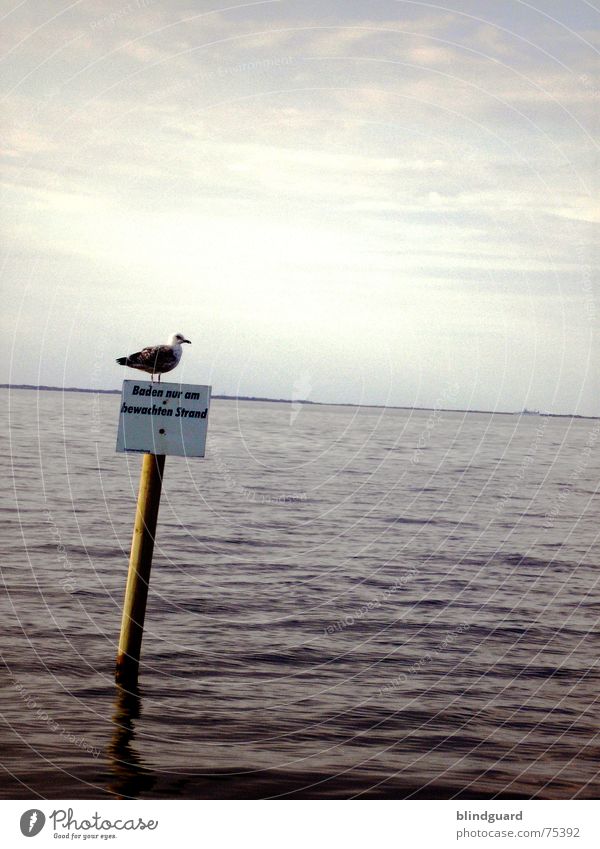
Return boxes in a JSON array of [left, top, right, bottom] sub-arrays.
[[127, 345, 177, 370]]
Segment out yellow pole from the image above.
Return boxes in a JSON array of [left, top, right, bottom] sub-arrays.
[[116, 453, 165, 687]]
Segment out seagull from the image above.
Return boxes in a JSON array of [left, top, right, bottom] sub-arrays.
[[116, 332, 191, 382]]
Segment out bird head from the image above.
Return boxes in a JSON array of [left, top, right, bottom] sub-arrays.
[[168, 332, 191, 346]]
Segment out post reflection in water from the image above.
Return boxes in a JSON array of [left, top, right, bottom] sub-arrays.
[[108, 685, 156, 799]]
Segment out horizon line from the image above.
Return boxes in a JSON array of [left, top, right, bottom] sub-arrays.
[[1, 384, 597, 420]]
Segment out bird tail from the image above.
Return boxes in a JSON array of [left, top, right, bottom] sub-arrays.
[[115, 357, 127, 365]]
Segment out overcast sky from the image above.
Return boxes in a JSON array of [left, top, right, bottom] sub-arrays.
[[1, 0, 598, 414]]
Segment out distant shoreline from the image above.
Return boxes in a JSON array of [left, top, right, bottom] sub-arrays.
[[2, 384, 597, 420]]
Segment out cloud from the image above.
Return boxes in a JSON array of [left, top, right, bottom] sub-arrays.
[[1, 0, 597, 412], [550, 199, 600, 224]]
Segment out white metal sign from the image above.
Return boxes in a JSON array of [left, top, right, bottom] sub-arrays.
[[116, 380, 211, 457]]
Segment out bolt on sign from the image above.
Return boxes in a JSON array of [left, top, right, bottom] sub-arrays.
[[116, 380, 211, 457]]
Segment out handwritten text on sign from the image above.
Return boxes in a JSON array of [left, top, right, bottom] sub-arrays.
[[116, 380, 211, 457]]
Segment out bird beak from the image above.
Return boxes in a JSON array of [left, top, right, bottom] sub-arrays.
[[183, 339, 191, 344]]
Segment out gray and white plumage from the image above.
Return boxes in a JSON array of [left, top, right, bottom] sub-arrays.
[[116, 332, 191, 381]]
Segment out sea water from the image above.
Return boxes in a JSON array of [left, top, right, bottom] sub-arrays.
[[1, 388, 597, 798]]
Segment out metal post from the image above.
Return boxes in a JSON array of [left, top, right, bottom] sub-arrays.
[[115, 453, 165, 687]]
